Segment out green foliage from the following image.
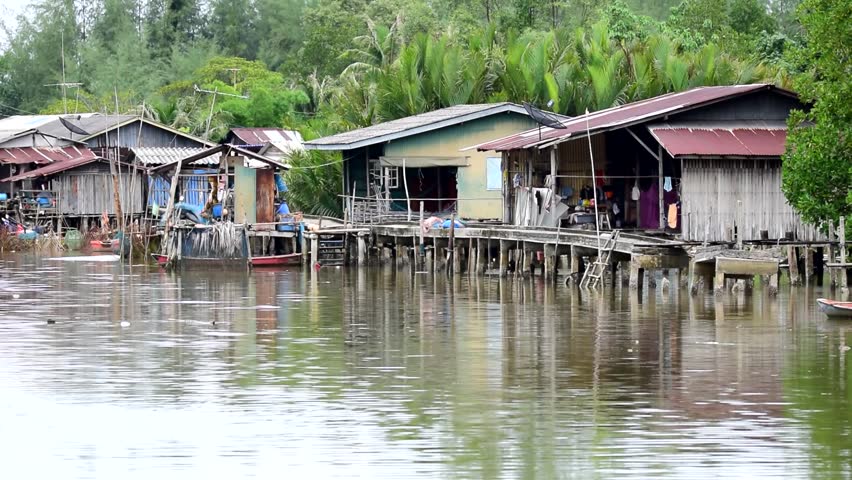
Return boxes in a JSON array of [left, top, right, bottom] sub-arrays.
[[282, 150, 344, 217], [782, 0, 852, 236]]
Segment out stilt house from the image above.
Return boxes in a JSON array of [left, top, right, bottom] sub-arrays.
[[474, 84, 819, 241]]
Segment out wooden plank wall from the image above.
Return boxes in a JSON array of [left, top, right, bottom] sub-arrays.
[[681, 158, 824, 241], [555, 135, 607, 204], [52, 173, 144, 216]]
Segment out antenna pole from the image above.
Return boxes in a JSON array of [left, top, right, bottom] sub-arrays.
[[61, 31, 66, 114], [585, 109, 601, 261]]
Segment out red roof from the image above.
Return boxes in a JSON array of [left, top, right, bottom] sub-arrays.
[[475, 84, 793, 151], [0, 146, 97, 165], [1, 156, 102, 182], [650, 126, 788, 157]]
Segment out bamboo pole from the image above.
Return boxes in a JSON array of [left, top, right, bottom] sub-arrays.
[[447, 213, 455, 276], [402, 158, 411, 222]]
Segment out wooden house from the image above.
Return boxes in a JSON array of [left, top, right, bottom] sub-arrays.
[[0, 156, 143, 217], [304, 104, 540, 221], [474, 84, 819, 241], [0, 114, 216, 224]]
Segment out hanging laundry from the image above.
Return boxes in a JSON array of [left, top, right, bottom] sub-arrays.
[[667, 203, 678, 228], [663, 176, 673, 192], [513, 173, 523, 188], [631, 184, 640, 201]]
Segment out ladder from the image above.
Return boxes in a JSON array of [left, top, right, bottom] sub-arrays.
[[579, 230, 621, 289]]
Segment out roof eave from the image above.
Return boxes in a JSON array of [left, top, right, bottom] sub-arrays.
[[304, 104, 530, 152]]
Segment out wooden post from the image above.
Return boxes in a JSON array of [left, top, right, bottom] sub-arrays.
[[840, 216, 847, 289], [357, 233, 367, 266], [735, 200, 743, 249], [526, 244, 535, 278], [788, 245, 801, 286], [768, 273, 779, 296], [453, 240, 461, 274], [803, 247, 814, 281], [477, 238, 487, 274], [301, 231, 309, 265], [426, 245, 434, 274], [628, 258, 642, 290], [310, 234, 319, 269], [467, 238, 474, 275], [550, 147, 557, 214], [544, 244, 552, 281], [570, 245, 581, 279], [447, 214, 455, 275], [714, 270, 725, 293], [828, 220, 837, 287], [658, 143, 664, 230], [499, 240, 509, 277], [418, 201, 425, 269]]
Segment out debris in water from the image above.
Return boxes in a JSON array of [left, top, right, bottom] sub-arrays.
[[120, 321, 130, 327], [46, 319, 56, 325]]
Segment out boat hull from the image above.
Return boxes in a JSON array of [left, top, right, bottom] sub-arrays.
[[817, 298, 852, 318], [250, 254, 302, 267]]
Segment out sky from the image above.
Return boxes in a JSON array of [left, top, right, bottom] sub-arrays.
[[0, 0, 30, 47]]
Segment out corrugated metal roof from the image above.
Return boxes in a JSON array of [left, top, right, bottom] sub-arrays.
[[0, 146, 97, 165], [38, 114, 138, 140], [1, 156, 103, 182], [475, 84, 791, 151], [649, 123, 788, 157], [0, 114, 94, 142], [131, 147, 221, 166], [229, 128, 303, 146], [304, 103, 531, 150]]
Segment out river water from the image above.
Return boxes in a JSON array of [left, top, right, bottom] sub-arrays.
[[0, 254, 849, 479]]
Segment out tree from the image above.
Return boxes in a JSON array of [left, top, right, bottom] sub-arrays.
[[209, 0, 258, 59], [782, 0, 852, 237]]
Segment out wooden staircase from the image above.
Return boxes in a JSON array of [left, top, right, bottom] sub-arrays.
[[579, 230, 621, 289], [318, 235, 346, 266]]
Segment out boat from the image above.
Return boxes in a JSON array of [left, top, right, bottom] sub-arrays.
[[89, 239, 117, 252], [816, 298, 852, 318], [250, 253, 302, 267], [150, 253, 249, 268]]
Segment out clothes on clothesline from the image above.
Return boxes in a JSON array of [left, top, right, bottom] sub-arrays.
[[667, 203, 678, 228]]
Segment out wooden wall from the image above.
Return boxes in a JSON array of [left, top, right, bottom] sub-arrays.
[[51, 164, 144, 216], [681, 158, 823, 241]]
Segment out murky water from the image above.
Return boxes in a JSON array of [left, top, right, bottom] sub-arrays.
[[0, 254, 849, 479]]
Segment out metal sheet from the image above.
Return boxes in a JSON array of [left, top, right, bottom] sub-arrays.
[[255, 168, 275, 224], [474, 84, 791, 151], [234, 162, 257, 224], [649, 127, 787, 157], [0, 146, 97, 166]]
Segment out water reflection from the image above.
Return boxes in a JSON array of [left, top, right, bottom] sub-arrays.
[[0, 255, 849, 479]]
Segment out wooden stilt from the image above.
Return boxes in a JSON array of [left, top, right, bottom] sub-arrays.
[[788, 245, 800, 286]]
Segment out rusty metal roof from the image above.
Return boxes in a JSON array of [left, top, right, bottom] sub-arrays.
[[475, 84, 791, 151], [1, 156, 104, 182], [0, 146, 97, 165], [649, 122, 788, 157]]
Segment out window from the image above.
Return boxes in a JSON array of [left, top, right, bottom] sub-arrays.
[[369, 159, 399, 189], [486, 157, 502, 190], [384, 166, 399, 189]]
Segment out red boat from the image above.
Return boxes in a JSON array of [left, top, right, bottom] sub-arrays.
[[151, 254, 169, 266], [89, 239, 117, 252], [817, 298, 852, 318], [250, 253, 302, 267]]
